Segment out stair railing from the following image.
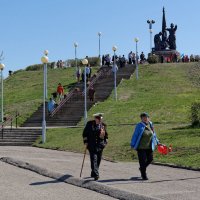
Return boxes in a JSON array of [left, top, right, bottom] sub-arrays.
[[50, 89, 75, 117], [82, 67, 112, 96], [1, 116, 13, 140], [50, 67, 112, 117]]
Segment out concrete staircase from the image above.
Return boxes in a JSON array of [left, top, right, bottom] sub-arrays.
[[0, 128, 41, 146], [22, 65, 135, 127]]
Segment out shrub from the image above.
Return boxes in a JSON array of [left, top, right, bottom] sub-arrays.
[[66, 57, 100, 67], [191, 102, 200, 127], [25, 62, 54, 71], [190, 54, 195, 62], [194, 55, 200, 62], [147, 54, 159, 64]]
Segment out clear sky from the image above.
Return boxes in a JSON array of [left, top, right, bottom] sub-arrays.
[[0, 0, 200, 76]]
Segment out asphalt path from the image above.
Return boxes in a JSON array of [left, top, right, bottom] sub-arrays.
[[0, 161, 115, 200], [0, 146, 199, 200]]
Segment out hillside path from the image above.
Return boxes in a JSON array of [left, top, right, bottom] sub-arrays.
[[0, 146, 199, 200]]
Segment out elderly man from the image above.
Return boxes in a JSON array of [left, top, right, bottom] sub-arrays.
[[82, 113, 108, 180]]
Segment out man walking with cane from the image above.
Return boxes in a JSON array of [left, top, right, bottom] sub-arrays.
[[82, 113, 108, 180]]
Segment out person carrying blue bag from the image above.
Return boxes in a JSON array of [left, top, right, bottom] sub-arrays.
[[131, 112, 159, 180]]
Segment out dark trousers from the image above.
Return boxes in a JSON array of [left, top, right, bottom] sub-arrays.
[[89, 150, 103, 177], [137, 149, 153, 174]]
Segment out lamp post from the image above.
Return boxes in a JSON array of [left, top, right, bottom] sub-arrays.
[[44, 50, 49, 99], [0, 63, 5, 122], [41, 52, 49, 143], [98, 32, 102, 66], [82, 58, 88, 126], [134, 38, 139, 80], [147, 20, 155, 53], [112, 45, 118, 101], [74, 42, 78, 72]]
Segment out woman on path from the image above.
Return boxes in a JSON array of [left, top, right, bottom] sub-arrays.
[[131, 113, 159, 180]]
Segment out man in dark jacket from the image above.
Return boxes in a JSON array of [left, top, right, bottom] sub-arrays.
[[82, 113, 108, 180]]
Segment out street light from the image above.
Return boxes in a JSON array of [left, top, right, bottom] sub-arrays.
[[0, 63, 5, 122], [134, 38, 139, 80], [147, 20, 155, 53], [82, 58, 88, 126], [74, 42, 78, 72], [98, 32, 102, 66], [41, 51, 49, 144], [44, 50, 49, 99], [112, 45, 118, 101]]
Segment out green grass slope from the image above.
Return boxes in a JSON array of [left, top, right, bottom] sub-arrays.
[[4, 67, 97, 125], [34, 62, 200, 168]]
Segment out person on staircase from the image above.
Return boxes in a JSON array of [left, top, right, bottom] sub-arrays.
[[86, 64, 91, 81], [76, 68, 82, 83], [89, 65, 92, 78], [128, 51, 133, 64], [82, 113, 108, 181], [88, 86, 95, 102], [105, 54, 111, 67], [140, 52, 146, 64], [132, 53, 136, 64], [131, 112, 159, 180], [57, 83, 64, 102], [48, 98, 56, 114]]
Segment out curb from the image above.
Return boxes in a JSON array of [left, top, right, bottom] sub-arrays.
[[152, 162, 200, 171], [0, 157, 161, 200]]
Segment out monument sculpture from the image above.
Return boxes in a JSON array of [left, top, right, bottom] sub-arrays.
[[153, 7, 179, 62]]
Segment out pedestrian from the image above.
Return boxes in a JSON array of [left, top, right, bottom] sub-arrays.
[[105, 54, 111, 67], [48, 98, 56, 114], [132, 53, 136, 64], [76, 68, 81, 83], [89, 65, 92, 78], [131, 112, 159, 180], [102, 55, 105, 66], [140, 52, 146, 63], [81, 72, 84, 82], [57, 83, 64, 101], [86, 65, 91, 80], [82, 113, 108, 180], [121, 55, 126, 67], [51, 92, 57, 102], [88, 86, 95, 101], [128, 51, 133, 64]]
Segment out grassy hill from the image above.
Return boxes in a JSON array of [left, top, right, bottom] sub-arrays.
[[34, 62, 200, 168], [4, 67, 97, 125]]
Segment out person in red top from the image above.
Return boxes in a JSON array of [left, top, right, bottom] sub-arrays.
[[57, 83, 64, 101]]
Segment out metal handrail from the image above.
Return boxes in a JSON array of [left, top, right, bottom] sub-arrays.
[[1, 116, 13, 139], [50, 67, 112, 117], [50, 89, 75, 117], [82, 67, 112, 96]]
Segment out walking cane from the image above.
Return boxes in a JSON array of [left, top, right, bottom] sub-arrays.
[[80, 146, 87, 178]]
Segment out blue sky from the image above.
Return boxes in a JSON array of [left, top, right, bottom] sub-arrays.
[[0, 0, 200, 76]]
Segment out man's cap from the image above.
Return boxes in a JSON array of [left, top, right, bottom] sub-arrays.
[[140, 112, 149, 118], [93, 113, 104, 119]]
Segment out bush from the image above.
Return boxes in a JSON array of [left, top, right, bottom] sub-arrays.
[[147, 54, 159, 64], [194, 55, 200, 62], [191, 102, 200, 127], [25, 62, 55, 71], [67, 57, 100, 67], [190, 54, 195, 62]]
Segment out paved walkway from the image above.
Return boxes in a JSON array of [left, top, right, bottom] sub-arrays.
[[0, 146, 199, 200], [0, 161, 115, 200]]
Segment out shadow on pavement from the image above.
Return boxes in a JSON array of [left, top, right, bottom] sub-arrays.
[[30, 174, 72, 186], [147, 176, 200, 184], [98, 177, 142, 183]]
